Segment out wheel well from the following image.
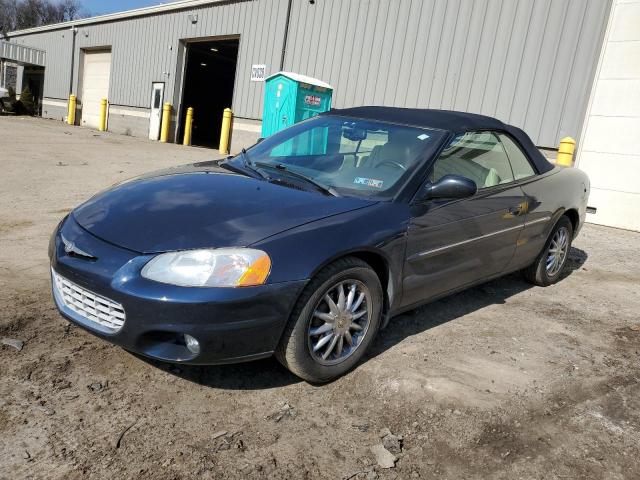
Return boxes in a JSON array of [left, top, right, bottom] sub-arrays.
[[341, 251, 391, 314], [564, 208, 579, 233]]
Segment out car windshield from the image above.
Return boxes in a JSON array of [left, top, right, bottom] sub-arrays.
[[236, 115, 446, 198]]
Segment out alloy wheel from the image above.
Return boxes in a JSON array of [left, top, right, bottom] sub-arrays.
[[546, 226, 570, 276], [307, 280, 371, 365]]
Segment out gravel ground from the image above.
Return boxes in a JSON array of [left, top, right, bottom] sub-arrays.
[[1, 117, 639, 480]]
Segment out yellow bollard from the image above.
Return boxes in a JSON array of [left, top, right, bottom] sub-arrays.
[[556, 136, 576, 167], [183, 107, 194, 146], [67, 94, 76, 125], [219, 107, 233, 154], [98, 98, 108, 132], [160, 102, 172, 143]]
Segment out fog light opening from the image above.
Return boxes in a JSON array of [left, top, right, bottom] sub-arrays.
[[183, 334, 200, 355]]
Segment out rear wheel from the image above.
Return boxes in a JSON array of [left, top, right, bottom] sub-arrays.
[[275, 257, 383, 383], [523, 215, 573, 286]]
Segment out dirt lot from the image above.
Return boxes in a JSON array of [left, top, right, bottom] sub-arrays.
[[1, 117, 639, 480]]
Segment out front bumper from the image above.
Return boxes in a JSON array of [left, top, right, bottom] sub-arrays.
[[50, 216, 307, 364]]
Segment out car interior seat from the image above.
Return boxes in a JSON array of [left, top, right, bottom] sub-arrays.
[[367, 130, 424, 170]]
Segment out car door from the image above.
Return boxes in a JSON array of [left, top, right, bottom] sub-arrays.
[[401, 131, 527, 308], [494, 132, 554, 270]]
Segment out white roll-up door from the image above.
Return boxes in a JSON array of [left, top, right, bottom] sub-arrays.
[[81, 50, 111, 129], [576, 0, 640, 232]]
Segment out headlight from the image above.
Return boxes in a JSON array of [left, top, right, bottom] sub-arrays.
[[141, 248, 271, 287]]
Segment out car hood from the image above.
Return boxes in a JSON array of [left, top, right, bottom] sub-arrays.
[[72, 163, 375, 253]]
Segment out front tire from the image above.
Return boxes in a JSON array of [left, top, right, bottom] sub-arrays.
[[275, 257, 383, 383], [523, 215, 573, 286]]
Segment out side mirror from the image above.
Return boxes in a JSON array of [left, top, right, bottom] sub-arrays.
[[416, 174, 477, 202]]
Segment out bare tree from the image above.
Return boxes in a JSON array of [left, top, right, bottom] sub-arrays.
[[0, 0, 85, 32], [0, 0, 20, 32], [16, 0, 47, 28], [58, 0, 83, 22]]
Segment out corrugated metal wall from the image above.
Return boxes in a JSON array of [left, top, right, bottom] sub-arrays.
[[8, 0, 611, 147], [9, 0, 289, 119], [283, 0, 611, 147], [6, 30, 73, 98]]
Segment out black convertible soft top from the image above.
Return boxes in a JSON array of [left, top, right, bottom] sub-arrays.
[[329, 106, 554, 174]]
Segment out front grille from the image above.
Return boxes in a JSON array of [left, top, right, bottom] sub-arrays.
[[52, 269, 125, 332]]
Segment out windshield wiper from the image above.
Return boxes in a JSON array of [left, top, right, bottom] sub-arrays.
[[254, 162, 340, 197], [220, 149, 268, 180], [240, 148, 269, 179]]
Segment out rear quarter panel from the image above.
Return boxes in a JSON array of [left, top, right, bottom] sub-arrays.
[[512, 166, 590, 270]]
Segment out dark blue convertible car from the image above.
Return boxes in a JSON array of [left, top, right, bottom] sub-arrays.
[[50, 107, 589, 382]]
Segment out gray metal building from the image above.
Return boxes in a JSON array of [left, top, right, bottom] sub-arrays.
[[1, 0, 611, 150]]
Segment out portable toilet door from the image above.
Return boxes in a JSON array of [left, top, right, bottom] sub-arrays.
[[261, 72, 333, 138], [294, 82, 332, 123], [262, 74, 297, 138]]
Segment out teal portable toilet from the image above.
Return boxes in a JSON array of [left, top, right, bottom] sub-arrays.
[[261, 72, 333, 138]]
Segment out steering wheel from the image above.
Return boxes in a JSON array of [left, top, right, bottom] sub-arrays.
[[375, 160, 407, 171]]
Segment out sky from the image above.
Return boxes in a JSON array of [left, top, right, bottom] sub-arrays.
[[81, 1, 167, 16]]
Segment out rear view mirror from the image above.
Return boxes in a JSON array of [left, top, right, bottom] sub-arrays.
[[416, 174, 477, 202], [342, 127, 367, 142]]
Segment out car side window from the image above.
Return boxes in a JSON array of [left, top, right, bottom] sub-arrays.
[[497, 133, 536, 180], [431, 131, 514, 189]]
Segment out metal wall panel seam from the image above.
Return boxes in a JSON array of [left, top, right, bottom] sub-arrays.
[[449, 0, 475, 110], [404, 0, 433, 107], [510, 0, 551, 126], [338, 0, 353, 103], [506, 0, 535, 121], [478, 0, 505, 113], [419, 0, 448, 108], [342, 2, 362, 107], [466, 0, 493, 112], [490, 0, 519, 117], [305, 0, 319, 75], [240, 2, 254, 114], [387, 0, 408, 106], [352, 0, 373, 106], [290, 0, 305, 78], [553, 0, 587, 140], [535, 0, 575, 142], [367, 0, 390, 106], [439, 0, 463, 109], [559, 0, 609, 144], [392, 0, 417, 106], [248, 2, 266, 114], [522, 0, 565, 138], [324, 0, 349, 95], [380, 0, 404, 105], [318, 0, 335, 82], [433, 0, 458, 108]]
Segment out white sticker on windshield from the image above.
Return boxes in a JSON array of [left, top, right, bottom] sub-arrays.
[[417, 133, 430, 141], [354, 177, 384, 188]]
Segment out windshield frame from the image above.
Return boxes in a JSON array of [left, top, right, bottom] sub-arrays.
[[234, 114, 449, 202]]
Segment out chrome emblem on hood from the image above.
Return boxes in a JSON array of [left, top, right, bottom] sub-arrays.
[[61, 234, 96, 259]]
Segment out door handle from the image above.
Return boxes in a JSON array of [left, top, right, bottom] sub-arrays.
[[508, 202, 528, 216], [509, 205, 523, 216]]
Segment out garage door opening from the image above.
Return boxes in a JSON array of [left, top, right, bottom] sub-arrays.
[[23, 66, 45, 115], [180, 38, 239, 148]]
